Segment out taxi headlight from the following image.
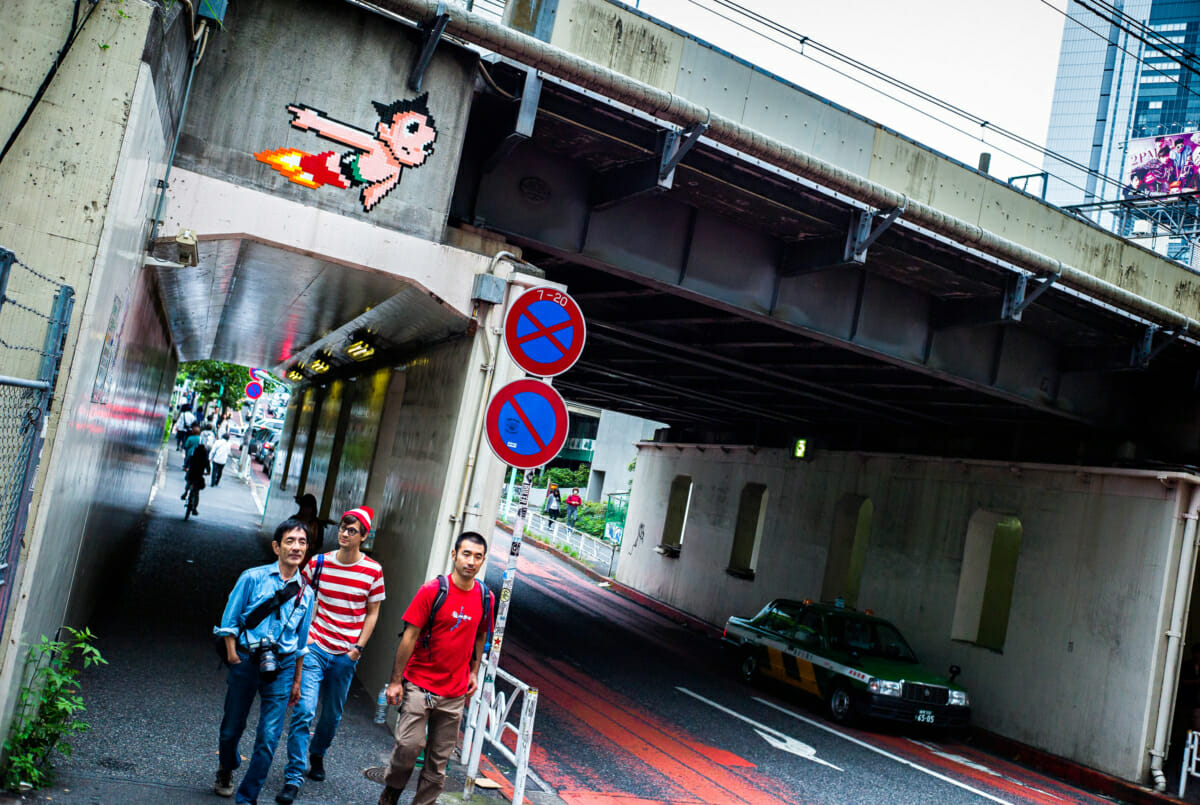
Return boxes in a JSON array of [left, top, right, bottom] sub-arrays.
[[948, 690, 970, 707], [868, 679, 903, 697]]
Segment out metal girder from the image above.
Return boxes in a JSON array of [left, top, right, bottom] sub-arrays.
[[1001, 271, 1058, 322], [778, 207, 903, 277], [408, 3, 450, 92], [483, 69, 543, 174], [1132, 324, 1186, 369], [590, 122, 708, 210]]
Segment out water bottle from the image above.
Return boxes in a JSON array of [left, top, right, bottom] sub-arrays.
[[374, 686, 388, 724]]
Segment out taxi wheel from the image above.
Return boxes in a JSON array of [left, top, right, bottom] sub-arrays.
[[828, 684, 856, 725], [738, 653, 758, 684]]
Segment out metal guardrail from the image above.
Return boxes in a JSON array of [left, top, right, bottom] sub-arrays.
[[1181, 730, 1200, 796], [499, 497, 619, 575], [461, 666, 544, 804]]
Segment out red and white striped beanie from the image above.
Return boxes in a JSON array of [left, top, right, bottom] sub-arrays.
[[342, 506, 374, 533]]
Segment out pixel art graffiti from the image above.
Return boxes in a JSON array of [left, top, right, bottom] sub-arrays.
[[255, 94, 438, 212]]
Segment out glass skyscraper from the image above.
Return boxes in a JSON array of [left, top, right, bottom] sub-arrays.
[[1043, 0, 1200, 258]]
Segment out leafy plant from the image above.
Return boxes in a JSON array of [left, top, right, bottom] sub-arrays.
[[573, 501, 607, 539], [178, 360, 257, 412], [554, 543, 581, 559], [531, 465, 590, 490], [2, 628, 107, 792]]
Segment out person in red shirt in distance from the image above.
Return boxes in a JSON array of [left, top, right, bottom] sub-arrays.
[[377, 532, 493, 805]]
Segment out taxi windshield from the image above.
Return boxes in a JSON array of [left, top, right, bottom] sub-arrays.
[[826, 614, 919, 663]]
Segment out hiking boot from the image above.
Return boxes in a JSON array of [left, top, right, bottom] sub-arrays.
[[378, 786, 402, 805], [214, 768, 234, 797], [274, 783, 298, 804], [306, 754, 325, 781]]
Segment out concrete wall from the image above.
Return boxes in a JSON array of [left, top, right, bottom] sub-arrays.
[[174, 0, 476, 242], [0, 0, 178, 737], [587, 409, 663, 502], [617, 445, 1190, 781]]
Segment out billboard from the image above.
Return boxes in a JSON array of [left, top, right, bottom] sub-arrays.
[[1125, 131, 1200, 196]]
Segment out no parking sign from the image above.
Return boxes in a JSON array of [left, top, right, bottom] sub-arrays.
[[484, 379, 569, 469], [503, 287, 586, 377]]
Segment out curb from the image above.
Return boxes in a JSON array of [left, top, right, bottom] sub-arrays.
[[495, 520, 723, 640], [495, 521, 1185, 804]]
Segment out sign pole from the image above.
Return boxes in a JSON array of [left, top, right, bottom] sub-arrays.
[[463, 468, 531, 800]]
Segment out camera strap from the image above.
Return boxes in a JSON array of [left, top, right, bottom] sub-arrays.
[[242, 578, 302, 631]]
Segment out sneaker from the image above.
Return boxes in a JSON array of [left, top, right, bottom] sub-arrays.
[[180, 492, 187, 500], [378, 787, 402, 805], [274, 784, 298, 804], [214, 768, 234, 797], [306, 754, 325, 781]]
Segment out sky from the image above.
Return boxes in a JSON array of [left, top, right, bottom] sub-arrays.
[[629, 0, 1073, 184]]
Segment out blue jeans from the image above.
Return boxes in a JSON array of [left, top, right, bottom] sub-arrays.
[[218, 652, 296, 804], [284, 645, 357, 786]]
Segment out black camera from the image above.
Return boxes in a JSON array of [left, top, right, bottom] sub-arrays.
[[254, 644, 280, 682]]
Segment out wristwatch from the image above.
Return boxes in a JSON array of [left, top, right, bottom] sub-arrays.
[[354, 644, 366, 652]]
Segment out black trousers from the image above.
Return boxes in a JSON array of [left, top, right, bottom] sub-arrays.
[[211, 462, 225, 486]]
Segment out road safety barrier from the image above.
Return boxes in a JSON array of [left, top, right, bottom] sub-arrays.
[[499, 497, 619, 575], [462, 666, 543, 804], [1181, 730, 1200, 796]]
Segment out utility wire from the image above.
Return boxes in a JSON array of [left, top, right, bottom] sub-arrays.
[[667, 0, 1126, 199]]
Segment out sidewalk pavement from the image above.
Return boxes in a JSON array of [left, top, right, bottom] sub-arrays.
[[1, 447, 506, 805]]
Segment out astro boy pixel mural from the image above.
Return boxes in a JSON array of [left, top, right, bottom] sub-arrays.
[[255, 93, 438, 212]]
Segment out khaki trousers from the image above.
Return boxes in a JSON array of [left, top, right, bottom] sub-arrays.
[[383, 679, 466, 804]]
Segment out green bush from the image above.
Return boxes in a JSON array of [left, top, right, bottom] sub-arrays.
[[3, 627, 106, 792], [531, 465, 590, 490], [573, 500, 607, 539]]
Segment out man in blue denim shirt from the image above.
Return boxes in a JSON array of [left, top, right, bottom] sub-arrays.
[[213, 518, 315, 804]]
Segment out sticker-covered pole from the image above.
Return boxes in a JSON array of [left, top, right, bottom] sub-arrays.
[[463, 468, 531, 800]]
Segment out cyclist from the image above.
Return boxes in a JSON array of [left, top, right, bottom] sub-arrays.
[[185, 439, 211, 517]]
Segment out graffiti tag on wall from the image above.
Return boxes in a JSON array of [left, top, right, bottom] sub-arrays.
[[255, 94, 439, 212]]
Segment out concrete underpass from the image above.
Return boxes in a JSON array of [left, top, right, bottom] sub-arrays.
[[9, 0, 1200, 799]]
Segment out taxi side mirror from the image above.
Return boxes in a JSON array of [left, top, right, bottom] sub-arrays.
[[948, 664, 961, 682]]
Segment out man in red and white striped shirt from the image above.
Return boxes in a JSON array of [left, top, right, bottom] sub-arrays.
[[277, 506, 385, 805]]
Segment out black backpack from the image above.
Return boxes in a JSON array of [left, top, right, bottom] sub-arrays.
[[416, 575, 494, 651]]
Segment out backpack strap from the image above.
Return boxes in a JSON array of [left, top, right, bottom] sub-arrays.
[[309, 553, 325, 593], [418, 575, 449, 649], [479, 582, 494, 653]]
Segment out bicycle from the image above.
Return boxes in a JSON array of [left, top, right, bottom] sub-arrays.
[[184, 483, 200, 520]]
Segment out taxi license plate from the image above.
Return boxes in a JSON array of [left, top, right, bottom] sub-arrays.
[[915, 709, 935, 724]]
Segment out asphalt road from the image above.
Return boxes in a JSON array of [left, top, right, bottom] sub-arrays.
[[488, 531, 1123, 805]]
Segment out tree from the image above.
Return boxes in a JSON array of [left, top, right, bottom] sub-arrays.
[[178, 360, 254, 413]]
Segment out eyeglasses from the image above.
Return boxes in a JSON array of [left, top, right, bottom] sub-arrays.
[[338, 524, 362, 536]]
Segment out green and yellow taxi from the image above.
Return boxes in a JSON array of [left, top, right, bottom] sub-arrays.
[[723, 598, 971, 728]]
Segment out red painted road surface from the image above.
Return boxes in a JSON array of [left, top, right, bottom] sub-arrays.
[[488, 533, 1131, 805]]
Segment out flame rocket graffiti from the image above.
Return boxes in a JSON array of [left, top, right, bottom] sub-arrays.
[[255, 94, 439, 212]]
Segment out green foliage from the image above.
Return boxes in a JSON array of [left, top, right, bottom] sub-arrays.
[[574, 501, 607, 539], [178, 360, 255, 412], [531, 465, 590, 490], [554, 543, 581, 559], [2, 628, 107, 792]]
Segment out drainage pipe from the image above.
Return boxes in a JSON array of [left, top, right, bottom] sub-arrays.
[[365, 0, 1199, 333], [1150, 480, 1200, 790]]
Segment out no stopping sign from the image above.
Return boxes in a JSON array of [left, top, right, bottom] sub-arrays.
[[503, 287, 586, 377]]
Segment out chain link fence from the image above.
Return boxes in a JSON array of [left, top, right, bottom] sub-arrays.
[[0, 247, 74, 626]]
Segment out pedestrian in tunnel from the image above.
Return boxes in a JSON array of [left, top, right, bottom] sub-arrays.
[[213, 519, 315, 804], [291, 493, 326, 564], [376, 532, 494, 805], [277, 506, 385, 804], [565, 487, 583, 528], [183, 423, 202, 471], [174, 405, 196, 451], [210, 432, 230, 487], [183, 436, 210, 517]]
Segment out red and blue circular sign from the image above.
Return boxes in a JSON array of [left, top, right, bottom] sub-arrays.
[[485, 379, 569, 469], [245, 380, 263, 399], [503, 287, 586, 377]]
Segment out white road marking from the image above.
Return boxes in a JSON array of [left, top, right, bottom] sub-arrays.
[[911, 741, 1060, 801], [676, 687, 843, 772], [752, 696, 1015, 805]]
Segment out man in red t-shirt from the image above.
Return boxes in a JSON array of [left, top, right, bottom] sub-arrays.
[[377, 532, 493, 805]]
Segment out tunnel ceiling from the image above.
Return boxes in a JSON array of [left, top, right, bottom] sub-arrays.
[[454, 59, 1200, 462], [152, 239, 468, 372]]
